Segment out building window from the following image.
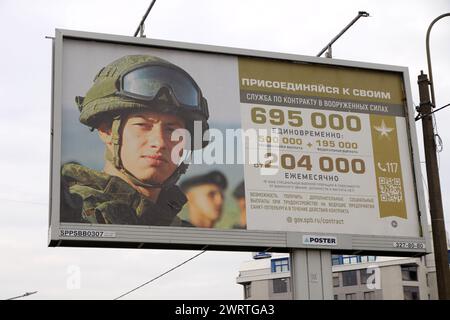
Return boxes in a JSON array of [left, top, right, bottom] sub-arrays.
[[360, 256, 376, 263], [334, 295, 339, 300], [333, 276, 340, 287], [364, 291, 375, 300], [342, 270, 358, 286], [345, 293, 356, 300], [342, 256, 359, 264], [403, 286, 420, 300], [360, 269, 370, 285], [401, 265, 418, 281], [244, 283, 251, 299], [332, 256, 342, 266], [273, 278, 288, 293], [271, 258, 289, 273]]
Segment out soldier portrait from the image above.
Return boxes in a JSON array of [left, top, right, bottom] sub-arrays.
[[60, 54, 210, 227]]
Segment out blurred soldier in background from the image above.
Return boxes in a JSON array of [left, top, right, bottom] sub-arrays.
[[179, 171, 227, 228], [232, 181, 246, 229]]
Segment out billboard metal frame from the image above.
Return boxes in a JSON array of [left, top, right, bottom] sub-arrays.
[[49, 29, 430, 256]]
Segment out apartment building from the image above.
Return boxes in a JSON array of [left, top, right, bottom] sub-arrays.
[[236, 252, 449, 300]]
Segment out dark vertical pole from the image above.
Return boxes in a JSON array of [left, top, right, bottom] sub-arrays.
[[417, 71, 450, 300]]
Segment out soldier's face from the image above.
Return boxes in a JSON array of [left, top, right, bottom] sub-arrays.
[[120, 111, 185, 184], [187, 184, 225, 223]]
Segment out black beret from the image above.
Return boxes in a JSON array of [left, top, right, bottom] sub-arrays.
[[233, 181, 245, 199], [179, 170, 228, 192]]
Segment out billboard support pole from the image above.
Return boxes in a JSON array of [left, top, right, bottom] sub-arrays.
[[417, 71, 450, 300], [290, 249, 333, 300]]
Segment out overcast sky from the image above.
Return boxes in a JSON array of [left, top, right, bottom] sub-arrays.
[[0, 0, 449, 300]]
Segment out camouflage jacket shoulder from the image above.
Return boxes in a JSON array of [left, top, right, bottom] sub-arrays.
[[60, 163, 190, 226]]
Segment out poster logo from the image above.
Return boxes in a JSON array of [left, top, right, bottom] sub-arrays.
[[302, 235, 337, 246]]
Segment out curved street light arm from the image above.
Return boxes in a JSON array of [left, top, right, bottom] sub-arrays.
[[426, 12, 450, 108], [317, 11, 369, 58]]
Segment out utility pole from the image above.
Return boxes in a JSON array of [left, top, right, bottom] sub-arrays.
[[417, 71, 450, 300]]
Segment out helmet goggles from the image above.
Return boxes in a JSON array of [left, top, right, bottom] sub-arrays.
[[117, 63, 206, 114]]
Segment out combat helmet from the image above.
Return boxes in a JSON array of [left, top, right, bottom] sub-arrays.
[[75, 54, 210, 188]]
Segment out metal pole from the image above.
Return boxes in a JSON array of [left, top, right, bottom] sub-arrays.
[[290, 249, 333, 300], [317, 11, 369, 58], [426, 13, 450, 108], [134, 0, 157, 37], [325, 45, 332, 59], [417, 71, 450, 300]]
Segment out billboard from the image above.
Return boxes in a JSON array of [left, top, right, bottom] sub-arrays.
[[49, 29, 429, 255]]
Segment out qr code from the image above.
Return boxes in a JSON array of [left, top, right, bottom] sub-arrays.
[[379, 177, 402, 203]]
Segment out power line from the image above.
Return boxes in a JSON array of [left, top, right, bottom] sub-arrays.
[[113, 247, 207, 300], [415, 102, 449, 169], [415, 102, 450, 121], [5, 291, 38, 300], [2, 196, 208, 300]]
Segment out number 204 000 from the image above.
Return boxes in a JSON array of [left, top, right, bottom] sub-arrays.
[[264, 153, 366, 174]]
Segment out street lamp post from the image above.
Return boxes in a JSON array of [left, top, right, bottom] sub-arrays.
[[134, 0, 157, 38], [316, 11, 369, 58], [426, 13, 450, 108]]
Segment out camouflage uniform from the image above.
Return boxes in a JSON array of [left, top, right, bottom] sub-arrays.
[[60, 54, 209, 226], [61, 163, 189, 226]]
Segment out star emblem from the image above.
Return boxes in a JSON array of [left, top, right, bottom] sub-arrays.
[[374, 120, 394, 138]]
